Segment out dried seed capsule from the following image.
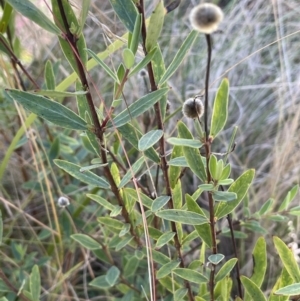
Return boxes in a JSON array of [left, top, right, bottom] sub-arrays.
[[189, 3, 223, 34], [57, 196, 70, 208], [182, 96, 204, 119]]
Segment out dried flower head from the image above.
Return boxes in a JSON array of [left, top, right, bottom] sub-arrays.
[[182, 96, 204, 119], [57, 196, 70, 208], [139, 69, 147, 77], [189, 3, 223, 34]]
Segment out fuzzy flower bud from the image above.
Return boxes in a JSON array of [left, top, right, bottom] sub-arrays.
[[189, 3, 223, 34], [57, 196, 70, 208], [182, 96, 204, 119]]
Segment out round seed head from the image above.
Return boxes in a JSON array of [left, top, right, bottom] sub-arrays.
[[139, 69, 147, 77], [189, 3, 223, 34], [182, 97, 204, 119], [57, 196, 70, 208]]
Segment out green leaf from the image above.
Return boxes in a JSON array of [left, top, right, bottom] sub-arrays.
[[218, 179, 234, 186], [110, 205, 122, 217], [177, 121, 206, 182], [209, 154, 218, 180], [186, 194, 212, 247], [210, 78, 229, 139], [86, 48, 120, 83], [44, 60, 56, 90], [79, 163, 108, 172], [167, 137, 203, 148], [269, 268, 293, 301], [156, 232, 175, 249], [119, 223, 131, 237], [79, 0, 90, 33], [106, 266, 120, 287], [90, 275, 110, 288], [109, 88, 169, 128], [6, 0, 61, 35], [98, 217, 124, 229], [6, 90, 87, 130], [156, 209, 209, 225], [138, 130, 164, 151], [124, 256, 139, 277], [215, 169, 255, 219], [115, 236, 134, 251], [118, 157, 144, 188], [220, 164, 231, 180], [169, 145, 183, 189], [157, 260, 181, 279], [71, 234, 101, 250], [258, 198, 274, 216], [208, 254, 224, 265], [151, 196, 170, 212], [0, 3, 13, 33], [108, 0, 138, 32], [275, 283, 300, 296], [118, 123, 160, 163], [213, 191, 237, 202], [215, 258, 238, 282], [251, 237, 267, 286], [240, 276, 267, 301], [30, 90, 88, 98], [168, 156, 188, 167], [145, 1, 165, 52], [279, 184, 299, 211], [30, 265, 40, 301], [129, 47, 158, 76], [174, 288, 188, 301], [122, 48, 135, 69], [87, 194, 115, 211], [54, 160, 110, 189], [158, 30, 199, 86], [273, 236, 300, 282], [173, 268, 208, 283], [0, 33, 11, 57], [130, 14, 141, 54]]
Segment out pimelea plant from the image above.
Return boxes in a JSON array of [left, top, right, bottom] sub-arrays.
[[0, 1, 300, 301]]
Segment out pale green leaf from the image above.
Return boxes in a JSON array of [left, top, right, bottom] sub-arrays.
[[167, 137, 203, 148], [106, 266, 120, 287], [54, 160, 110, 189], [30, 265, 40, 301], [138, 130, 164, 151], [275, 283, 300, 296], [151, 196, 170, 212], [90, 275, 110, 288], [44, 60, 55, 90], [129, 47, 157, 76], [215, 258, 238, 282], [168, 156, 188, 167], [173, 268, 208, 283], [240, 276, 267, 301], [129, 14, 141, 54], [174, 288, 188, 301], [71, 234, 101, 250], [87, 194, 115, 211], [208, 254, 224, 265], [157, 260, 181, 279], [98, 217, 124, 229], [156, 232, 175, 249], [118, 157, 144, 188]]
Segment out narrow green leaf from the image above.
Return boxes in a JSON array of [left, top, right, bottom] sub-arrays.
[[130, 14, 141, 54], [158, 30, 199, 86], [186, 194, 212, 247], [209, 154, 218, 180], [6, 90, 87, 130], [273, 236, 300, 282], [168, 145, 183, 189], [152, 196, 170, 212], [122, 48, 135, 69], [174, 288, 188, 301], [269, 268, 293, 301], [156, 232, 175, 249], [0, 33, 11, 56], [79, 0, 90, 33], [90, 275, 110, 288], [251, 237, 267, 286], [168, 156, 188, 167], [108, 0, 138, 32], [240, 276, 267, 301], [125, 188, 153, 209], [71, 234, 101, 250], [215, 258, 238, 282], [118, 123, 160, 163], [167, 137, 203, 148], [31, 90, 87, 98], [98, 217, 124, 229], [30, 265, 40, 301], [44, 60, 56, 90], [279, 184, 299, 211], [115, 236, 134, 251], [173, 268, 208, 283], [6, 0, 61, 35], [138, 130, 163, 151], [106, 266, 120, 287], [275, 283, 300, 296], [208, 254, 224, 265], [79, 163, 108, 172], [129, 47, 157, 76], [156, 209, 209, 225], [220, 164, 231, 180], [157, 260, 181, 279], [118, 157, 144, 188], [215, 169, 255, 219], [146, 1, 165, 52], [110, 205, 122, 217], [218, 179, 234, 186], [198, 184, 214, 191], [119, 223, 131, 237], [87, 194, 115, 211], [177, 121, 206, 181], [86, 48, 120, 83], [0, 3, 13, 33], [109, 88, 169, 128], [150, 249, 170, 265], [54, 159, 110, 189], [213, 191, 237, 202], [210, 78, 229, 139]]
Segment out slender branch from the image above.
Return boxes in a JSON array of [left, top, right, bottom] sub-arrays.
[[227, 214, 243, 299], [136, 1, 194, 300], [56, 0, 142, 247]]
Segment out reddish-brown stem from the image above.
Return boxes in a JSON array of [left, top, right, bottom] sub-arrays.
[[56, 0, 141, 247], [137, 1, 194, 300]]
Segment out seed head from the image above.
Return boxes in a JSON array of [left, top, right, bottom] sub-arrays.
[[189, 3, 223, 34], [57, 196, 70, 208], [182, 96, 204, 119]]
